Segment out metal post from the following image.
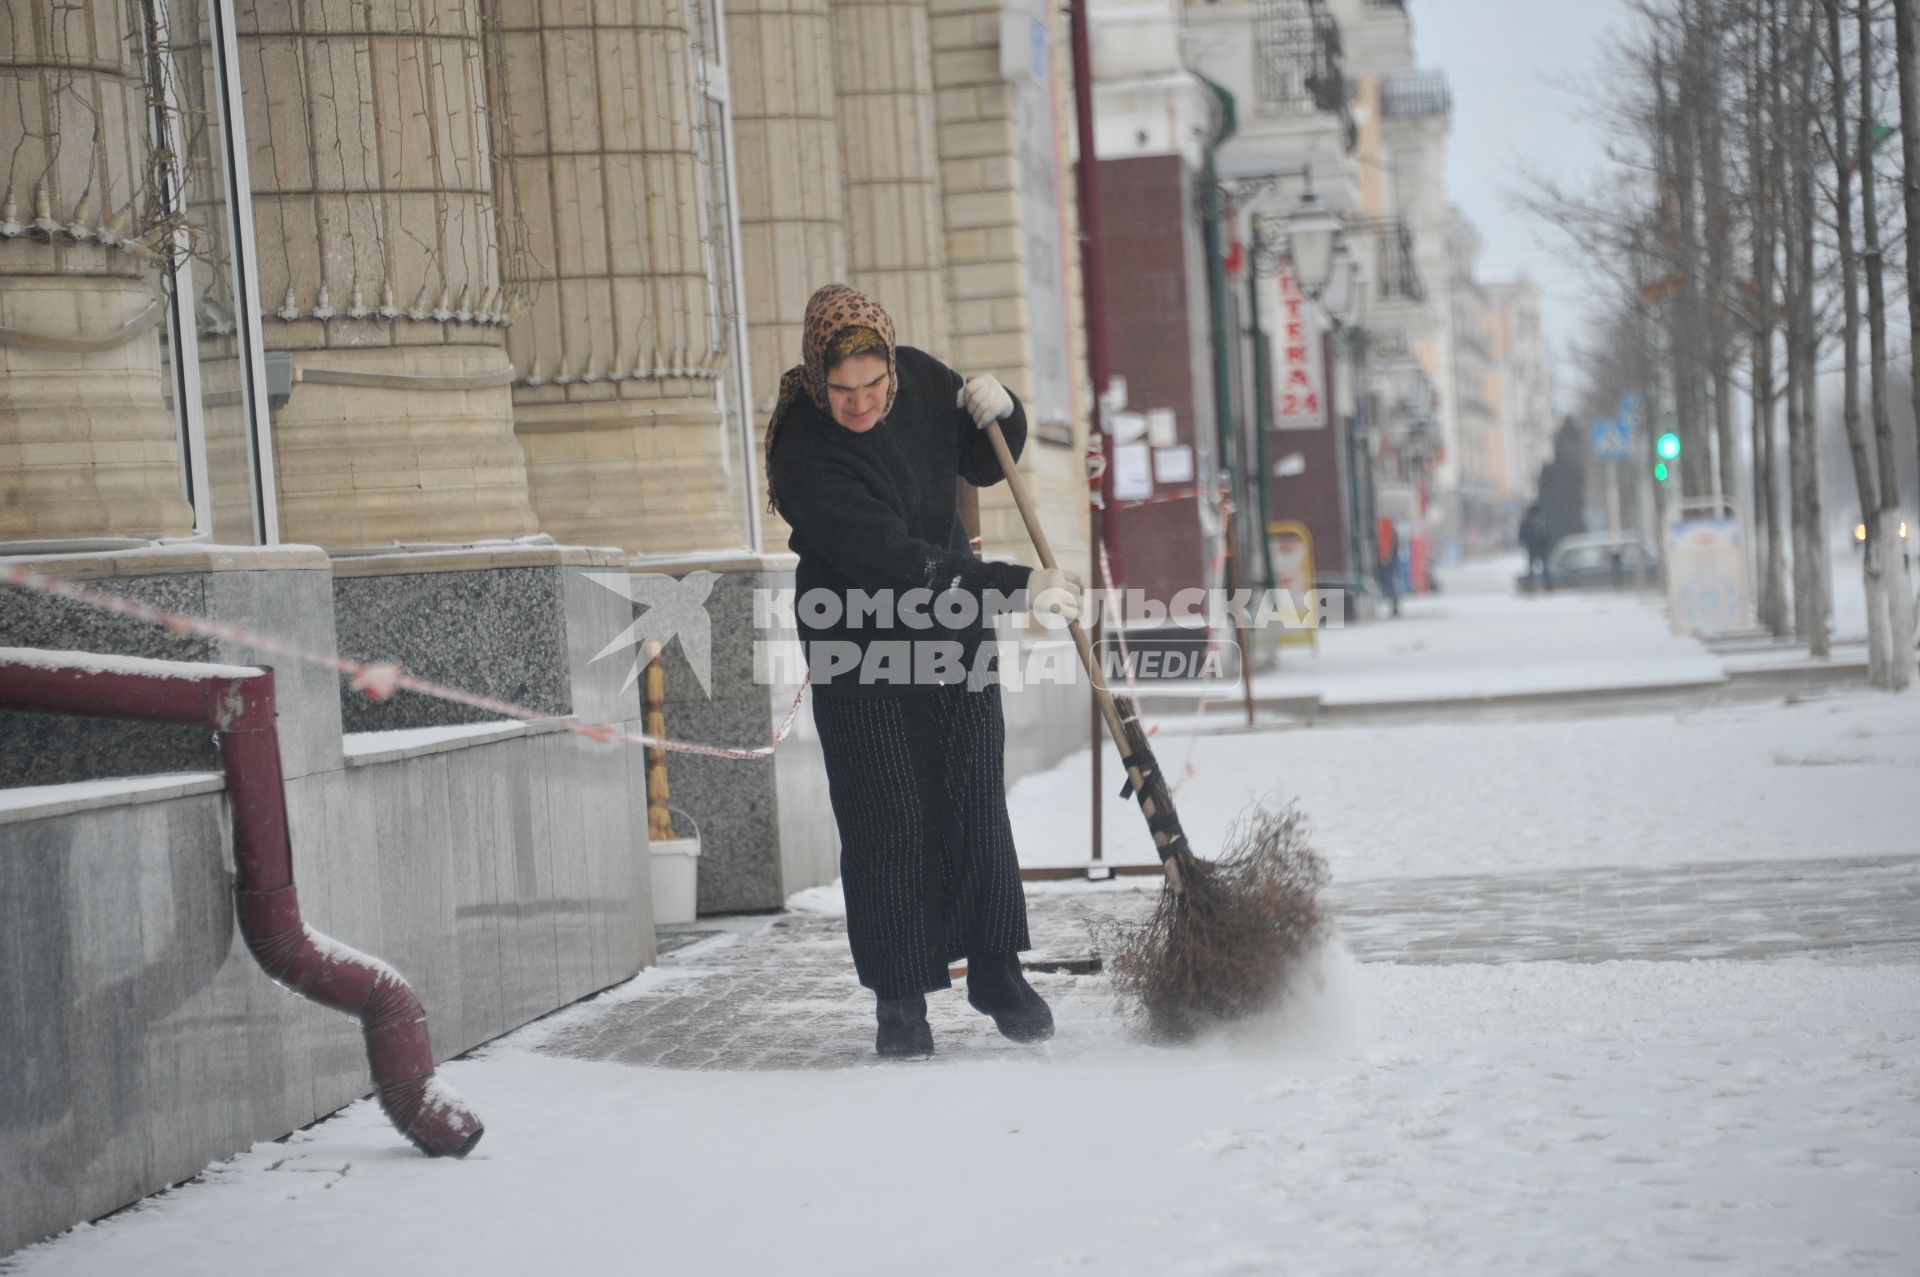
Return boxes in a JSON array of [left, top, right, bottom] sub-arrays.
[[1069, 0, 1111, 872], [1248, 266, 1277, 593]]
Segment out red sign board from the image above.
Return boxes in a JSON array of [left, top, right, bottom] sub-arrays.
[[1274, 268, 1325, 429]]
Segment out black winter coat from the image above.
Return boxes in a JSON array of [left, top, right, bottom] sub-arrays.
[[769, 346, 1034, 697]]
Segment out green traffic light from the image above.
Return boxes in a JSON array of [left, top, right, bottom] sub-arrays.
[[1654, 461, 1670, 482], [1656, 432, 1681, 461]]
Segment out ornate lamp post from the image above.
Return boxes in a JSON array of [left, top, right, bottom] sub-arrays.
[[1282, 191, 1342, 296]]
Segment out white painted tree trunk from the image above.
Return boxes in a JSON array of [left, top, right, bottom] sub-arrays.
[[1870, 510, 1917, 690]]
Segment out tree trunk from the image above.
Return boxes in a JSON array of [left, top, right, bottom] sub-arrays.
[[1828, 0, 1887, 681], [1792, 10, 1832, 656], [1900, 0, 1920, 525], [1673, 30, 1710, 498], [1753, 0, 1789, 635], [1859, 0, 1917, 687], [1698, 7, 1737, 510], [1783, 1, 1807, 640]]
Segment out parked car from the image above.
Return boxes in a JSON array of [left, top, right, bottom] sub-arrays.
[[1517, 532, 1660, 593]]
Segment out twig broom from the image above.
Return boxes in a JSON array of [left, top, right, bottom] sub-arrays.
[[984, 421, 1329, 1040]]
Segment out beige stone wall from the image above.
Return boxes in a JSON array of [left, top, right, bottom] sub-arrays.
[[727, 0, 848, 551], [729, 0, 848, 415], [931, 0, 1088, 577], [832, 0, 950, 354], [237, 0, 535, 549], [490, 0, 746, 554], [0, 0, 194, 541]]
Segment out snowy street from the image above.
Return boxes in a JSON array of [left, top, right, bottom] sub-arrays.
[[8, 566, 1919, 1276], [16, 0, 1920, 1265]]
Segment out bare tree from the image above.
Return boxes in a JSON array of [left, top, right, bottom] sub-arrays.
[[1750, 0, 1789, 633], [1856, 0, 1917, 685], [1696, 5, 1740, 507], [1517, 0, 1901, 663], [1789, 2, 1834, 655], [1901, 0, 1920, 503]]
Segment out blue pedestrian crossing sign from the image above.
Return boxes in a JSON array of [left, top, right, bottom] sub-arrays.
[[1591, 418, 1632, 460]]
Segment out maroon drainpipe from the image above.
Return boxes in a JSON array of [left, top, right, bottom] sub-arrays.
[[0, 650, 483, 1158]]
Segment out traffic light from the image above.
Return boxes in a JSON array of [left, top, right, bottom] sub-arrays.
[[1654, 431, 1680, 483]]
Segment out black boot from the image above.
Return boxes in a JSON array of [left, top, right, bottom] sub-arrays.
[[875, 994, 934, 1058], [967, 954, 1054, 1044]]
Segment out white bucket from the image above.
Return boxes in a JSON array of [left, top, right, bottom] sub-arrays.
[[648, 836, 701, 925]]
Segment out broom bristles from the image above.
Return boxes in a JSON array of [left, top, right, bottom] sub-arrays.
[[1091, 805, 1329, 1042]]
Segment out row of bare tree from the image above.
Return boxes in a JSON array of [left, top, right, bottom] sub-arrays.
[[1530, 0, 1918, 690]]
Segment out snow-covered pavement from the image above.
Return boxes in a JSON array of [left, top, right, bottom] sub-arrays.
[[1249, 558, 1728, 705], [1013, 690, 1920, 877], [10, 911, 1914, 1276], [8, 564, 1919, 1276]]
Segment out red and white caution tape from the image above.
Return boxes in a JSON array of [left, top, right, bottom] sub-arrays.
[[1, 562, 807, 761]]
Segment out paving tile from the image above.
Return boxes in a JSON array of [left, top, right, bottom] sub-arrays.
[[537, 855, 1920, 1072]]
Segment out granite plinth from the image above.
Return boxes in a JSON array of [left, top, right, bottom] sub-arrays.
[[0, 575, 220, 785], [2, 544, 656, 1256], [0, 719, 651, 1257], [641, 564, 825, 914], [2, 560, 347, 786], [332, 566, 570, 731]]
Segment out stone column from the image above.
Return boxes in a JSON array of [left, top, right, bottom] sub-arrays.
[[491, 0, 744, 555], [831, 0, 950, 352], [236, 0, 535, 548], [931, 0, 1089, 570], [726, 0, 848, 413], [0, 0, 195, 542]]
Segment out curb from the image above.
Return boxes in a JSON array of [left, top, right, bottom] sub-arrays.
[[1129, 660, 1874, 725]]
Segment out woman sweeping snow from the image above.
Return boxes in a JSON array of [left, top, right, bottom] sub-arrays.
[[766, 283, 1081, 1058]]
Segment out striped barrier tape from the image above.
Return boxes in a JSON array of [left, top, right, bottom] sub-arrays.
[[1, 562, 808, 762]]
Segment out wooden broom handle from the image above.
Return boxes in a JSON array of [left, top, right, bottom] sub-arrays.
[[981, 421, 1130, 749]]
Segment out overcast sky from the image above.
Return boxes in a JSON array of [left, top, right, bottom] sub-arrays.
[[1410, 0, 1638, 406]]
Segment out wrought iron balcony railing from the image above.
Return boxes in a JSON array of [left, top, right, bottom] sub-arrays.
[[1382, 70, 1450, 120]]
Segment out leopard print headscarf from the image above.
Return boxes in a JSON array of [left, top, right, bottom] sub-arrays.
[[765, 283, 898, 514]]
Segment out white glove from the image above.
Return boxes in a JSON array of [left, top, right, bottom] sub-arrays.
[[957, 374, 1015, 429], [1027, 566, 1083, 625]]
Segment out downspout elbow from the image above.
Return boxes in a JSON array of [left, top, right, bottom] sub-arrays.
[[0, 651, 485, 1160]]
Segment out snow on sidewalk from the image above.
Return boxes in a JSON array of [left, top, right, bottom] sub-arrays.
[[8, 949, 1915, 1277], [1138, 555, 1727, 709], [1259, 569, 1724, 706], [1012, 689, 1920, 873], [9, 556, 1917, 1275], [9, 822, 1917, 1275]]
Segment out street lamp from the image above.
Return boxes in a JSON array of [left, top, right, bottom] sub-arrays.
[[1285, 191, 1342, 296], [1320, 245, 1367, 329]]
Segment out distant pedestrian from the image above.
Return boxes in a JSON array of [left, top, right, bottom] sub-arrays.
[[1375, 515, 1401, 617], [1519, 504, 1552, 592], [765, 284, 1080, 1059]]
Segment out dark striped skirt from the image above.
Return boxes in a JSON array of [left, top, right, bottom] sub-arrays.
[[811, 680, 1031, 999]]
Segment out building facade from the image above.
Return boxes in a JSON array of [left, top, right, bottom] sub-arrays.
[[1181, 0, 1366, 612], [1338, 0, 1451, 587], [1446, 204, 1504, 555], [1085, 0, 1224, 624], [1486, 276, 1556, 523], [1, 0, 1100, 1252]]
